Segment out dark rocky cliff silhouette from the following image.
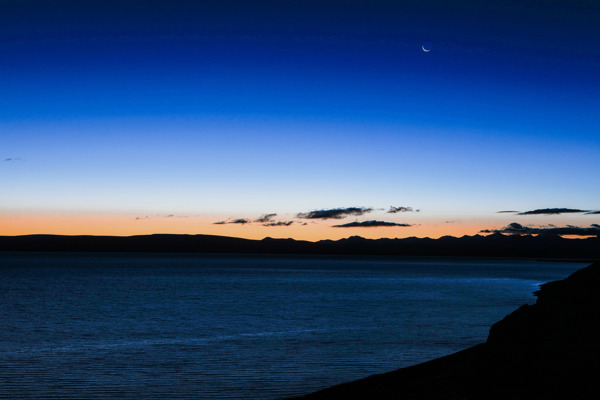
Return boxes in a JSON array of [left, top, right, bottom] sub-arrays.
[[0, 233, 598, 259], [292, 262, 600, 399]]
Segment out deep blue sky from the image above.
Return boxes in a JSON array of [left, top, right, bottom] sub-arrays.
[[1, 0, 599, 238]]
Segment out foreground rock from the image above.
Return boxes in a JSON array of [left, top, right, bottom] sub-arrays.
[[294, 262, 600, 399]]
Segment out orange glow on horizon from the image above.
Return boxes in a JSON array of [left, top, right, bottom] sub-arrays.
[[6, 213, 595, 241], [0, 213, 500, 241]]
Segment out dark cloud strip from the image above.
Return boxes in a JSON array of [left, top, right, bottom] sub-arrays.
[[517, 208, 589, 215], [585, 211, 600, 215], [333, 220, 412, 228], [263, 221, 293, 227], [214, 218, 250, 225], [297, 207, 372, 220], [387, 206, 415, 214], [481, 222, 600, 236], [496, 210, 520, 214], [255, 213, 277, 223]]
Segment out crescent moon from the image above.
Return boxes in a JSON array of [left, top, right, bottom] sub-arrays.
[[421, 45, 430, 52]]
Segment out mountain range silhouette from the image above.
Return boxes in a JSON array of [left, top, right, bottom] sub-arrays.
[[0, 233, 598, 260]]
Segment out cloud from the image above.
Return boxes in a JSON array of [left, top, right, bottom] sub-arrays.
[[136, 214, 188, 220], [263, 221, 293, 227], [214, 218, 250, 225], [214, 215, 291, 226], [255, 213, 277, 223], [4, 157, 22, 162], [585, 211, 600, 215], [517, 208, 589, 215], [481, 222, 600, 236], [387, 206, 418, 213], [297, 207, 373, 220], [497, 210, 519, 214], [332, 220, 412, 228]]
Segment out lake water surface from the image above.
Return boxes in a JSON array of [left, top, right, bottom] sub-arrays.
[[0, 253, 584, 399]]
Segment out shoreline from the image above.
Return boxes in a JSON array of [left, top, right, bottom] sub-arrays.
[[292, 262, 600, 399]]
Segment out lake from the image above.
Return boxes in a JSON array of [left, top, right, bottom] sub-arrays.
[[0, 252, 584, 399]]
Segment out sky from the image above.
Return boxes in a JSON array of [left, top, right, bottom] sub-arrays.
[[1, 0, 599, 240]]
